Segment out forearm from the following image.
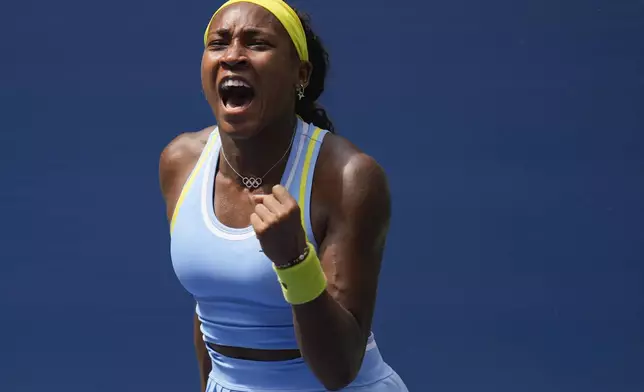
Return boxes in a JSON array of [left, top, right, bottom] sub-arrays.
[[292, 291, 367, 390], [194, 313, 211, 392]]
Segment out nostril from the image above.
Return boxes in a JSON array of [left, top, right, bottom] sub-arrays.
[[221, 58, 249, 69]]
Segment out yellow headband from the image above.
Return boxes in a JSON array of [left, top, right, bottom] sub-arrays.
[[203, 0, 309, 61]]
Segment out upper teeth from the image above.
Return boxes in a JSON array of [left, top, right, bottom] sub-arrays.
[[222, 79, 250, 88]]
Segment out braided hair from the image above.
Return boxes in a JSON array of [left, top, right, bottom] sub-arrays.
[[293, 9, 335, 134]]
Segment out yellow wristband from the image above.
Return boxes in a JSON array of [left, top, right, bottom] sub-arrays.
[[273, 242, 327, 305]]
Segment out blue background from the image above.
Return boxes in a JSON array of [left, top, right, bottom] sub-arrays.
[[1, 0, 643, 391]]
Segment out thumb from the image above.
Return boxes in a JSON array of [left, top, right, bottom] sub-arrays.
[[248, 192, 266, 205]]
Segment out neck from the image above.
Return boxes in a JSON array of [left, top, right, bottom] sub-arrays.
[[218, 115, 298, 181]]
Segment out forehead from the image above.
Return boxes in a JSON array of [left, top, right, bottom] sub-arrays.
[[209, 2, 284, 35]]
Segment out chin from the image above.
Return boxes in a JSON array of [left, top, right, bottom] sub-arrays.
[[215, 113, 263, 140], [215, 96, 272, 139]]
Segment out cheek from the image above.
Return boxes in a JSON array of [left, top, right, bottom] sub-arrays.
[[255, 52, 296, 85], [260, 67, 296, 103], [201, 53, 217, 89]]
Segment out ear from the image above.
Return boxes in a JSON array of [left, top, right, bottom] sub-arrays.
[[298, 61, 313, 88]]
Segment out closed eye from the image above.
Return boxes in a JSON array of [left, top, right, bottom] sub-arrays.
[[207, 40, 227, 50], [248, 40, 271, 50]]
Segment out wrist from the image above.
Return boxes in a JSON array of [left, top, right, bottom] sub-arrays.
[[273, 242, 327, 305], [274, 243, 310, 270]]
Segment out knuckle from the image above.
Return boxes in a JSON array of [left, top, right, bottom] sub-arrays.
[[263, 213, 275, 224], [254, 224, 267, 235], [288, 201, 300, 213], [270, 215, 281, 225]]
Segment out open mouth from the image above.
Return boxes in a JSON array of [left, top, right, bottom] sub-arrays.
[[218, 76, 255, 111]]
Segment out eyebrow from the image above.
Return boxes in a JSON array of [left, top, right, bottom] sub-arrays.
[[212, 27, 273, 37]]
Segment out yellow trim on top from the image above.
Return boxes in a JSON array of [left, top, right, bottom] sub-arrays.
[[298, 127, 322, 234], [170, 130, 218, 234]]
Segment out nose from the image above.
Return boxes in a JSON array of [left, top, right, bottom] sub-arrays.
[[220, 40, 249, 70]]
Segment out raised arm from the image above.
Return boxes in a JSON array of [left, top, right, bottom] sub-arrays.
[[290, 152, 391, 390], [249, 143, 392, 390]]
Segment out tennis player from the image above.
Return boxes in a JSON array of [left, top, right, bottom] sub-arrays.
[[160, 1, 409, 390]]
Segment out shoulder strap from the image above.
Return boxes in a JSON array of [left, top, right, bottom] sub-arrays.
[[298, 127, 329, 250], [170, 128, 219, 234]]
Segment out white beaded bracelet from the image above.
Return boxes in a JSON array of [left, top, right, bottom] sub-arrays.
[[274, 244, 311, 270]]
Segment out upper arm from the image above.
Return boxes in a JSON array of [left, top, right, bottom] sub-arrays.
[[318, 151, 392, 339]]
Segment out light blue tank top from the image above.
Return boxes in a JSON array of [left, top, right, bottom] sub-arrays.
[[169, 119, 396, 390], [170, 118, 330, 349]]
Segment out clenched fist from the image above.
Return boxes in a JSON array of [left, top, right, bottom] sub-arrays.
[[249, 185, 308, 267]]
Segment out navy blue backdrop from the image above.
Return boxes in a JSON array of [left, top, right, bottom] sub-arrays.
[[1, 0, 643, 391]]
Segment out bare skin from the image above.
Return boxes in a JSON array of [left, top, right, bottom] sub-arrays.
[[159, 3, 392, 391]]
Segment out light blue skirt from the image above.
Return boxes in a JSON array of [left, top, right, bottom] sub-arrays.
[[206, 372, 408, 392], [205, 334, 409, 391]]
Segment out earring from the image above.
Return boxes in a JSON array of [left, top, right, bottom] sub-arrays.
[[297, 84, 305, 100]]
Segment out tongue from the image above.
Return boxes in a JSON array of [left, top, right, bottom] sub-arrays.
[[224, 86, 254, 109], [226, 95, 251, 108]]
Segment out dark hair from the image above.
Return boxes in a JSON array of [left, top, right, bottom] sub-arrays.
[[293, 9, 335, 134]]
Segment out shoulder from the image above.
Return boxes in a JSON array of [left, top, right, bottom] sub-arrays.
[[159, 126, 215, 199], [317, 133, 391, 222], [159, 127, 214, 169]]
